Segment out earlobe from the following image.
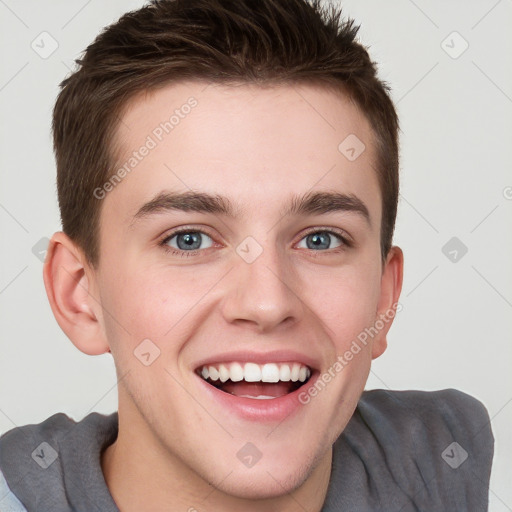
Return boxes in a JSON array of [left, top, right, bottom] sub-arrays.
[[371, 246, 404, 360], [43, 232, 110, 355]]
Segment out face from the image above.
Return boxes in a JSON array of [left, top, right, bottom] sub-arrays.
[[89, 82, 399, 498]]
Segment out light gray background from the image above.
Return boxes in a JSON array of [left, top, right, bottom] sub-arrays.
[[0, 0, 511, 509]]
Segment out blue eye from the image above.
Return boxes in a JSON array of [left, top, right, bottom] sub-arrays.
[[162, 229, 347, 255], [297, 231, 344, 250], [165, 231, 213, 251]]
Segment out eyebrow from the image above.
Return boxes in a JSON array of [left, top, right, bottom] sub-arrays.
[[132, 190, 371, 226]]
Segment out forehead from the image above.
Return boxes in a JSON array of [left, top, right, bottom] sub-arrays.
[[105, 81, 380, 226]]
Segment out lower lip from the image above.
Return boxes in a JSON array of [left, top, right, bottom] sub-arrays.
[[195, 373, 317, 422]]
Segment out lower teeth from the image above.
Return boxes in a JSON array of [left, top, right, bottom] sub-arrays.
[[237, 394, 276, 400]]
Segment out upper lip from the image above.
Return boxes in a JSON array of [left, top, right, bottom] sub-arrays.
[[193, 350, 320, 372]]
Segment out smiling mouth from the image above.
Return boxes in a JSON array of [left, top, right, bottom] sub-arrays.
[[197, 362, 312, 399]]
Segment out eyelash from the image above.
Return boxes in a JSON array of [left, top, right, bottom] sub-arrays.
[[159, 227, 353, 257]]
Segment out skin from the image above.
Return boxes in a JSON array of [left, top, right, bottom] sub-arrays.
[[44, 82, 403, 512]]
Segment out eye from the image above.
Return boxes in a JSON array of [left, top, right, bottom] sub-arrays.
[[164, 230, 214, 251], [296, 230, 345, 251]]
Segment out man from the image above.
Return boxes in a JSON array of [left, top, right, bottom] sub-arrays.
[[0, 0, 493, 510]]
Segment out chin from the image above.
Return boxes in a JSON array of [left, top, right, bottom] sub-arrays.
[[195, 440, 324, 501], [217, 462, 313, 500]]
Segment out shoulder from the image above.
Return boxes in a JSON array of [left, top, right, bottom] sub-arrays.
[[0, 411, 118, 511], [0, 412, 75, 462], [1, 411, 77, 436], [353, 388, 494, 472], [0, 467, 27, 511], [328, 389, 494, 511], [357, 388, 493, 443], [0, 411, 116, 452], [0, 412, 90, 464]]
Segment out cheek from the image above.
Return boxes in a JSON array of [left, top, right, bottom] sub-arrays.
[[303, 262, 382, 349], [98, 262, 221, 350]]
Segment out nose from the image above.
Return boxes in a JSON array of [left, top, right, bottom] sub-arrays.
[[220, 244, 305, 333]]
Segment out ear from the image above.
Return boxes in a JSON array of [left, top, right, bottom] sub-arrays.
[[371, 246, 404, 360], [43, 231, 110, 355]]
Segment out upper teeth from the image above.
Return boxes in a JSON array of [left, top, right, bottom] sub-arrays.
[[200, 362, 311, 383]]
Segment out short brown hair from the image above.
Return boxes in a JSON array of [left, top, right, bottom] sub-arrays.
[[53, 0, 399, 266]]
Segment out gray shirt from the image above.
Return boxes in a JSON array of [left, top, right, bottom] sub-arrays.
[[0, 389, 494, 511]]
